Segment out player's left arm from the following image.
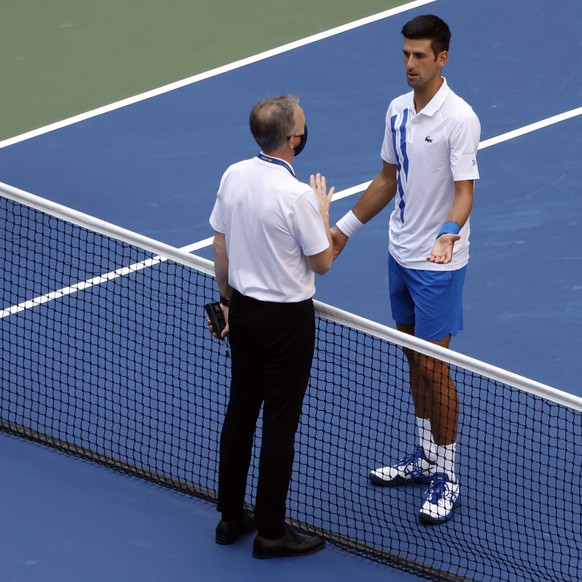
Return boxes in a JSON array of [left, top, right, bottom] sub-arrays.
[[427, 180, 474, 264], [428, 108, 480, 265]]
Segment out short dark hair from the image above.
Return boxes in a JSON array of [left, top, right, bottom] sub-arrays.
[[249, 94, 299, 153], [401, 15, 451, 56]]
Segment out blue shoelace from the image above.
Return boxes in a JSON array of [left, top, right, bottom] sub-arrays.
[[424, 475, 453, 503], [401, 448, 427, 477]]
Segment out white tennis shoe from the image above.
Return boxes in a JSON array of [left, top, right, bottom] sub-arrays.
[[369, 447, 436, 486], [418, 472, 460, 524]]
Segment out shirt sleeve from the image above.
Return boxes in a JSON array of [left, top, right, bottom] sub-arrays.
[[380, 105, 397, 164], [209, 172, 227, 233], [449, 109, 481, 181], [290, 189, 330, 257]]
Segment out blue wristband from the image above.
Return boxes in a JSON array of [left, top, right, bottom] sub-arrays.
[[437, 221, 461, 238]]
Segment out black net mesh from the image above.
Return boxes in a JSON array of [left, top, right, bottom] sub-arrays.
[[1, 192, 580, 581]]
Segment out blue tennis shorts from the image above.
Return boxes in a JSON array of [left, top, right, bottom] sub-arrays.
[[388, 254, 467, 341]]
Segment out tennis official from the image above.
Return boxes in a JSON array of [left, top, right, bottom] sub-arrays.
[[209, 94, 334, 558], [331, 15, 480, 524]]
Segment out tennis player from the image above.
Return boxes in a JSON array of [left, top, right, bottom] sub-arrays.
[[331, 15, 480, 524], [210, 95, 334, 557]]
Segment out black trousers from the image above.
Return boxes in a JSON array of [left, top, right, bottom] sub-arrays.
[[217, 291, 315, 537]]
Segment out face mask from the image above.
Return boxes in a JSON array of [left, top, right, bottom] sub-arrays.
[[290, 124, 308, 157]]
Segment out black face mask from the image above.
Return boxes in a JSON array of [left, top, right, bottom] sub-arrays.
[[290, 124, 308, 157]]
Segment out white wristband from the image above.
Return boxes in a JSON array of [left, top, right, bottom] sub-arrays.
[[335, 210, 364, 238]]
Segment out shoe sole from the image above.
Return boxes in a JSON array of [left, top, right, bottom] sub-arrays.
[[369, 471, 434, 487]]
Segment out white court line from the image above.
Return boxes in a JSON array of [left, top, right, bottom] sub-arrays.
[[0, 235, 216, 319], [0, 257, 164, 319], [478, 107, 582, 150], [2, 105, 580, 320], [0, 0, 435, 150]]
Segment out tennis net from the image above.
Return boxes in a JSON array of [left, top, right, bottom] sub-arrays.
[[1, 182, 580, 581]]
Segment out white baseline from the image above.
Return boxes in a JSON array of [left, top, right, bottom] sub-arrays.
[[0, 0, 435, 150]]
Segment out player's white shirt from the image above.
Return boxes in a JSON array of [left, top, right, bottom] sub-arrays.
[[209, 155, 329, 302], [381, 78, 481, 270]]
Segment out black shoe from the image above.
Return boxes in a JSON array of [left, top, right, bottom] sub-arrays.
[[215, 510, 257, 545], [252, 528, 325, 559]]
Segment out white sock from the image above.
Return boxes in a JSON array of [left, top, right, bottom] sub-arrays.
[[416, 417, 437, 463], [435, 443, 457, 482]]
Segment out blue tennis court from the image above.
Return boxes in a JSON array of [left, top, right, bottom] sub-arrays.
[[1, 0, 581, 580]]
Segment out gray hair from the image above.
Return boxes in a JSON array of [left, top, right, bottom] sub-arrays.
[[249, 94, 299, 153]]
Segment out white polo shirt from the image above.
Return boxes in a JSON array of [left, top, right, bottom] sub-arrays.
[[209, 155, 329, 302], [381, 78, 481, 271]]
